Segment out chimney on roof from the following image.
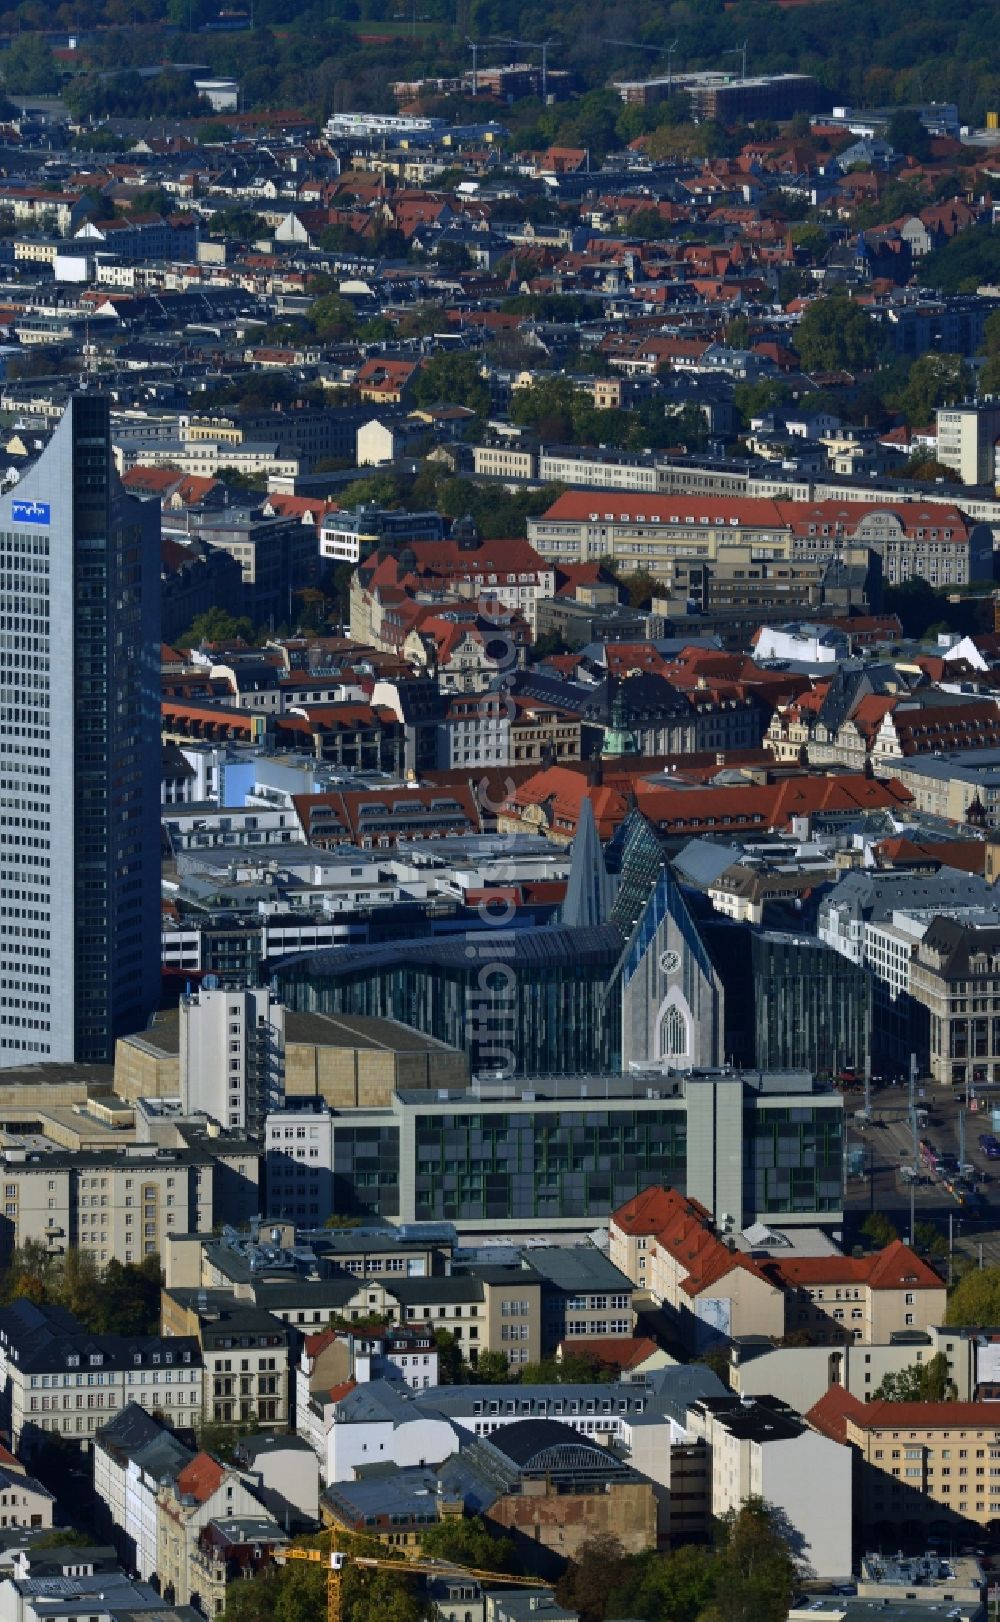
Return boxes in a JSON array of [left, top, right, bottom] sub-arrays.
[[586, 758, 603, 787]]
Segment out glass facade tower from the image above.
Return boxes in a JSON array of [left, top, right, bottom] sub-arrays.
[[0, 396, 161, 1064]]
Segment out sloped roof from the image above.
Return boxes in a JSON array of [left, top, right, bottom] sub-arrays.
[[174, 1452, 225, 1503]]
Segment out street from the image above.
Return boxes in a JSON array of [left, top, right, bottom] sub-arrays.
[[844, 1082, 1000, 1265]]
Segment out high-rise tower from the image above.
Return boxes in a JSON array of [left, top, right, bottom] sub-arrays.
[[0, 394, 160, 1064]]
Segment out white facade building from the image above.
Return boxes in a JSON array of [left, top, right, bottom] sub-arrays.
[[180, 986, 285, 1134], [688, 1396, 852, 1580]]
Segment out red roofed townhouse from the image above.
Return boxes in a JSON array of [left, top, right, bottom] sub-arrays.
[[497, 767, 632, 844], [631, 772, 912, 839], [292, 783, 482, 848], [609, 1189, 786, 1344], [403, 609, 530, 692], [157, 1452, 269, 1605], [763, 1240, 947, 1343], [350, 536, 554, 643], [356, 357, 421, 403], [610, 1188, 945, 1350]]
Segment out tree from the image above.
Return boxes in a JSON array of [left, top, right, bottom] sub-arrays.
[[556, 1533, 630, 1622], [946, 1265, 1000, 1326], [874, 1352, 957, 1401], [618, 568, 661, 610], [531, 627, 571, 660], [411, 351, 489, 416], [920, 224, 1000, 295], [860, 1211, 898, 1249], [421, 1516, 516, 1571], [58, 1248, 101, 1320], [469, 1349, 510, 1383], [789, 224, 829, 263], [894, 352, 971, 425], [434, 1326, 464, 1384], [905, 455, 959, 482], [914, 1219, 948, 1258], [887, 108, 932, 162], [733, 379, 793, 427], [208, 206, 265, 240], [1, 34, 58, 92], [434, 240, 473, 272], [610, 1541, 717, 1622], [794, 295, 881, 374], [702, 1499, 801, 1622], [0, 1239, 57, 1305], [309, 292, 359, 340], [181, 607, 256, 646]]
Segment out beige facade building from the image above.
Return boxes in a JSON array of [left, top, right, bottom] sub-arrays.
[[161, 1296, 291, 1428], [157, 1453, 268, 1608], [818, 1393, 1000, 1531], [910, 915, 1000, 1089], [0, 1145, 214, 1268], [472, 441, 538, 480], [611, 1188, 946, 1346], [730, 1326, 975, 1414], [0, 1304, 202, 1456], [116, 1007, 467, 1109]]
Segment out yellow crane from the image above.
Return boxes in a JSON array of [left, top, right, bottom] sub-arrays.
[[283, 1541, 549, 1622]]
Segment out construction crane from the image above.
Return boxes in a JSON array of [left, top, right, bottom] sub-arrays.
[[603, 38, 679, 95], [283, 1542, 548, 1622], [488, 36, 554, 103]]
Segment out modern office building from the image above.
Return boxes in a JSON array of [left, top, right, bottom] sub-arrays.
[[289, 1067, 843, 1231], [0, 395, 160, 1066]]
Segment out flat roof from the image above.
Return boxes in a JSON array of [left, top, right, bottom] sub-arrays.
[[127, 1006, 456, 1057]]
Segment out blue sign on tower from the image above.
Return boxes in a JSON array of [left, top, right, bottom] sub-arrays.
[[11, 500, 50, 526]]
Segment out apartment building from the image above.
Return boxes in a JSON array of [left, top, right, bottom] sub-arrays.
[[770, 1244, 948, 1343], [537, 447, 660, 491], [180, 986, 285, 1135], [0, 1146, 214, 1268], [812, 1391, 1000, 1532], [297, 1323, 439, 1459], [0, 1463, 52, 1530], [730, 1326, 975, 1414], [527, 492, 991, 588], [93, 1403, 194, 1581], [688, 1394, 852, 1579], [160, 1297, 290, 1427], [0, 1300, 202, 1455], [157, 1453, 268, 1608], [935, 401, 1000, 485], [472, 440, 538, 481]]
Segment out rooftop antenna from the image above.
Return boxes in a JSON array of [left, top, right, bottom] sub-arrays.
[[724, 40, 748, 81]]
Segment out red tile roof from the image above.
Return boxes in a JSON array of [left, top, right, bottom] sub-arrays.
[[765, 1239, 944, 1293], [557, 1336, 661, 1370], [174, 1452, 225, 1503], [806, 1383, 867, 1444], [845, 1400, 998, 1431]]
